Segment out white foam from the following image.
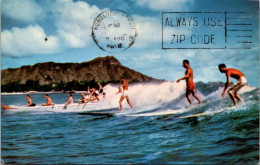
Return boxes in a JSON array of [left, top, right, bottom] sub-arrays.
[[102, 81, 186, 110]]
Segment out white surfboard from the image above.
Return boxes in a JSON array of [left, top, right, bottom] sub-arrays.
[[125, 109, 188, 117], [178, 112, 211, 119], [125, 103, 205, 117], [178, 105, 236, 119]]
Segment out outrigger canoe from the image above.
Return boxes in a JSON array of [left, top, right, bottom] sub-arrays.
[[2, 102, 100, 112]]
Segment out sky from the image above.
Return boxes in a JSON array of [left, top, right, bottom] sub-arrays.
[[1, 0, 259, 87]]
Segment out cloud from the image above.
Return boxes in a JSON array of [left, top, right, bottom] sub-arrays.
[[2, 0, 45, 22], [1, 0, 193, 54], [51, 0, 192, 50], [131, 16, 161, 48], [136, 0, 193, 11], [131, 14, 192, 49], [1, 25, 60, 57], [1, 0, 103, 56], [53, 0, 103, 48]]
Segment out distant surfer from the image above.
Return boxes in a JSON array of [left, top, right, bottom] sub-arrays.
[[26, 95, 36, 106], [218, 64, 247, 106], [98, 82, 103, 95], [177, 59, 201, 105], [117, 77, 134, 112], [65, 93, 73, 106], [42, 94, 53, 106]]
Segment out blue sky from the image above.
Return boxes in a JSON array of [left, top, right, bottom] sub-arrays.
[[1, 0, 259, 87]]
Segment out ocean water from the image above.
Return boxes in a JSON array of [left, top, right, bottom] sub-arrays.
[[1, 81, 259, 164]]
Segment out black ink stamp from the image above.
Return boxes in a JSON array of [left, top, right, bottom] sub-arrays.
[[92, 9, 137, 53], [162, 12, 252, 49]]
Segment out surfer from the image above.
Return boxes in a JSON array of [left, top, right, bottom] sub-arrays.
[[98, 82, 103, 95], [65, 93, 73, 106], [26, 95, 36, 106], [79, 92, 87, 104], [117, 77, 134, 112], [177, 59, 202, 105], [42, 94, 53, 106], [218, 64, 247, 106]]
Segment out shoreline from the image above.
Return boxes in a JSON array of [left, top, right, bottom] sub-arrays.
[[1, 91, 63, 96]]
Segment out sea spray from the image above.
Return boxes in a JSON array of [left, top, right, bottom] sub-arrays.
[[102, 81, 187, 110]]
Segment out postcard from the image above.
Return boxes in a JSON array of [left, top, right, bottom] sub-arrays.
[[1, 0, 259, 164]]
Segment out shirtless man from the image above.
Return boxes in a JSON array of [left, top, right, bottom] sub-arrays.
[[88, 88, 96, 101], [26, 95, 36, 106], [42, 94, 53, 106], [79, 92, 87, 104], [65, 93, 73, 106], [177, 59, 201, 105], [117, 77, 134, 112], [91, 92, 100, 101], [218, 64, 247, 106]]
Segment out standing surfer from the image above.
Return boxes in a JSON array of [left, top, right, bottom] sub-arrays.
[[177, 59, 201, 105], [117, 77, 134, 112], [218, 64, 247, 106]]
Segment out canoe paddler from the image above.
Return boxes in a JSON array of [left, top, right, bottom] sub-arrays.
[[79, 92, 87, 104], [65, 93, 73, 106], [42, 94, 53, 106], [26, 95, 36, 106]]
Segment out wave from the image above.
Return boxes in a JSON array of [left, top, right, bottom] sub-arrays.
[[2, 81, 258, 116], [102, 81, 187, 109], [102, 81, 256, 111]]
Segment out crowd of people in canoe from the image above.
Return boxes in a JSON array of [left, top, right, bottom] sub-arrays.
[[25, 82, 106, 107]]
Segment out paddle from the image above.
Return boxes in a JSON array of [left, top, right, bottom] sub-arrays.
[[63, 104, 68, 109], [51, 104, 55, 110], [82, 101, 89, 109]]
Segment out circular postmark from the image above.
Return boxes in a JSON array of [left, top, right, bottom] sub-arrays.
[[92, 9, 137, 53]]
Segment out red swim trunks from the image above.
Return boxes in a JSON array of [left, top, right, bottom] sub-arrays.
[[187, 81, 195, 91]]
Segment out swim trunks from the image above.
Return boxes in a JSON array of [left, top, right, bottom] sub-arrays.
[[122, 90, 129, 97], [228, 76, 247, 94], [29, 103, 36, 106], [99, 89, 103, 94], [187, 81, 195, 91]]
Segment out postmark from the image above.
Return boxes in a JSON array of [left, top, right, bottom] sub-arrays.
[[162, 12, 253, 49], [92, 9, 137, 53]]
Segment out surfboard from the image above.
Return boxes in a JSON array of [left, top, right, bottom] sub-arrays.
[[178, 112, 211, 119], [125, 109, 187, 117], [78, 112, 115, 117], [124, 103, 208, 117], [178, 107, 230, 119]]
